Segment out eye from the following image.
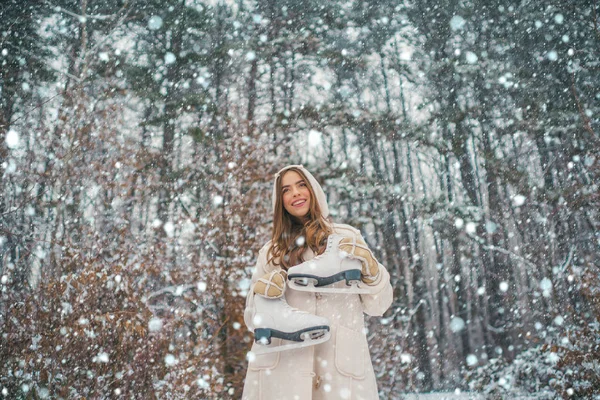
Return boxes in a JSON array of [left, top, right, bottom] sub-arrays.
[[299, 183, 306, 187], [282, 188, 288, 193]]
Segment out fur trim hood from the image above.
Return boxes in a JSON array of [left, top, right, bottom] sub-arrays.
[[272, 164, 330, 218]]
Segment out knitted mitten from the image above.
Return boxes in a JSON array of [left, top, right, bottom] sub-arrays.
[[339, 236, 380, 285], [253, 269, 288, 298]]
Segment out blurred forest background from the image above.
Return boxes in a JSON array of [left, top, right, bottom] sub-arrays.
[[1, 0, 599, 398]]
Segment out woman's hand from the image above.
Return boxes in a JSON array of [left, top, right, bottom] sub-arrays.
[[339, 237, 380, 285], [253, 269, 288, 298]]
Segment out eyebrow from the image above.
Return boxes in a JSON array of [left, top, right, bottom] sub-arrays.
[[282, 180, 306, 189]]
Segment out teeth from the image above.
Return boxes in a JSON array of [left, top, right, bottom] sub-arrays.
[[292, 200, 306, 206]]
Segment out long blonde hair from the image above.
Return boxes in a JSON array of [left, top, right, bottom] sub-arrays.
[[267, 167, 333, 270]]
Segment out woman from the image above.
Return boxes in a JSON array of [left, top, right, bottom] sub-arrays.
[[242, 165, 393, 400]]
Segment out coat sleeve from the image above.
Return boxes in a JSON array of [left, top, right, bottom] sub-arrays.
[[355, 231, 394, 317], [243, 242, 271, 332]]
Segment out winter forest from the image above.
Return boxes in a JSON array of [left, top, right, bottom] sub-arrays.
[[1, 0, 599, 398]]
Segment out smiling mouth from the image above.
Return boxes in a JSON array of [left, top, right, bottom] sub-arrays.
[[292, 200, 307, 207]]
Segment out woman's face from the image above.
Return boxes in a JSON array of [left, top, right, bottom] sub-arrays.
[[281, 170, 311, 221]]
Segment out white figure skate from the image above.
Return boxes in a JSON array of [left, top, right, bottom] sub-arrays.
[[287, 234, 374, 294], [251, 294, 331, 354]]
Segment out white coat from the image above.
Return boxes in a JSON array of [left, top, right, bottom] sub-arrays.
[[241, 166, 393, 400]]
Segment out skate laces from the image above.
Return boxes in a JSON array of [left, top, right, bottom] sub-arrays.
[[301, 234, 335, 263]]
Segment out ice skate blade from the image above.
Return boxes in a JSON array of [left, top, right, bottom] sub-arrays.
[[287, 279, 373, 295], [254, 325, 329, 344], [252, 331, 331, 355], [288, 268, 363, 287]]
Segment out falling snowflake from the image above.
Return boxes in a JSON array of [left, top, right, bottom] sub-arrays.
[[466, 354, 478, 366], [165, 354, 177, 366], [95, 352, 109, 363], [164, 52, 177, 64], [485, 221, 498, 233], [546, 352, 560, 364], [449, 317, 466, 333], [149, 317, 163, 332], [308, 130, 322, 147], [450, 15, 466, 31], [163, 221, 175, 237], [540, 278, 552, 297], [213, 195, 224, 206], [5, 130, 19, 149], [148, 16, 163, 30], [465, 51, 478, 64], [197, 378, 210, 389], [554, 14, 564, 24], [465, 222, 477, 234], [513, 195, 526, 206]]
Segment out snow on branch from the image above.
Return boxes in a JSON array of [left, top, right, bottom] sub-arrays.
[[52, 4, 119, 21]]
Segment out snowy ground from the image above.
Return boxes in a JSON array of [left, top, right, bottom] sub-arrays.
[[402, 393, 554, 400], [402, 393, 483, 400]]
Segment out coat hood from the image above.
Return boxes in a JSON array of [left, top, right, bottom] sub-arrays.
[[272, 164, 330, 218]]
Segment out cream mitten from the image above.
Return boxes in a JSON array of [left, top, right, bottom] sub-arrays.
[[253, 270, 288, 298], [339, 236, 381, 285]]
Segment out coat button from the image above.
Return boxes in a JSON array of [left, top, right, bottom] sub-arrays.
[[314, 375, 321, 389]]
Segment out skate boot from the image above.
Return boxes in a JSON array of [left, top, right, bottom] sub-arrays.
[[287, 234, 375, 294], [251, 294, 331, 354]]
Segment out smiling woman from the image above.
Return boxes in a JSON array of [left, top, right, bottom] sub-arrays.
[[242, 165, 393, 400], [281, 171, 311, 222]]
